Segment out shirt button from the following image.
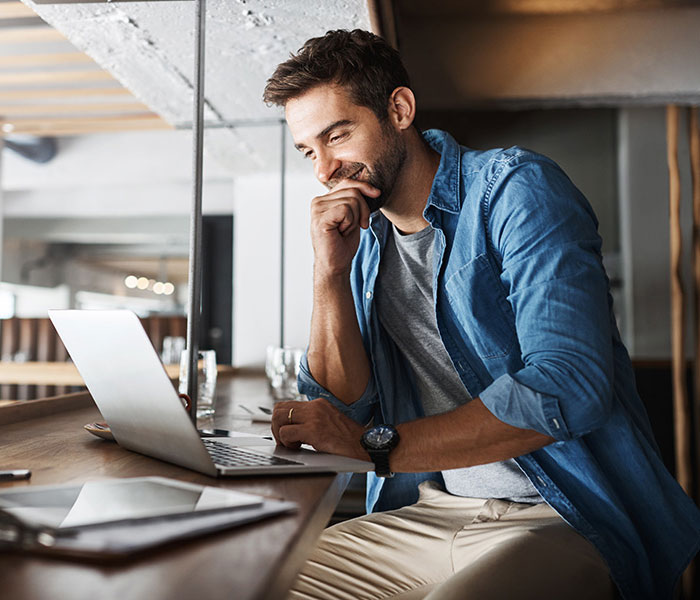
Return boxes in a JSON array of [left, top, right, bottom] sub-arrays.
[[366, 291, 373, 299], [537, 476, 547, 487]]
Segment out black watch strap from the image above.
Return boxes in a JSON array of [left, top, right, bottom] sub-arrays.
[[370, 450, 394, 478]]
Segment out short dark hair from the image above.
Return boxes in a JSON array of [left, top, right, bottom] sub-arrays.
[[263, 29, 411, 121]]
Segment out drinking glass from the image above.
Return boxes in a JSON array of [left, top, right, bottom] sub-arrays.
[[178, 349, 217, 418], [265, 346, 304, 401], [161, 336, 186, 365]]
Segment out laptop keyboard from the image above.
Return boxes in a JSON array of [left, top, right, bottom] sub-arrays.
[[202, 439, 304, 468]]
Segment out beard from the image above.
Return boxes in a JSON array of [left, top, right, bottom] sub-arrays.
[[326, 124, 407, 213]]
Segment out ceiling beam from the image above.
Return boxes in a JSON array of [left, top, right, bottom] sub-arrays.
[[2, 124, 169, 136], [0, 70, 113, 85], [1, 114, 171, 136], [0, 26, 64, 43], [0, 2, 36, 20], [0, 52, 92, 67], [0, 102, 151, 116], [0, 87, 131, 100]]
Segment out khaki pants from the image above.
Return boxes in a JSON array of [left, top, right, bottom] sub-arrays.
[[289, 481, 616, 600]]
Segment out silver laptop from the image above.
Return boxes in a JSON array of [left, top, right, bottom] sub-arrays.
[[48, 309, 373, 477]]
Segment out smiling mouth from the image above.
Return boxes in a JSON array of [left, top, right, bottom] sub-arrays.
[[349, 167, 364, 181], [327, 167, 366, 191]]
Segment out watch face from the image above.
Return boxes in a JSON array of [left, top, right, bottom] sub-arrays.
[[363, 425, 397, 450]]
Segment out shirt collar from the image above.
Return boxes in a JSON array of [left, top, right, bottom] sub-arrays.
[[422, 129, 462, 215], [369, 128, 462, 232]]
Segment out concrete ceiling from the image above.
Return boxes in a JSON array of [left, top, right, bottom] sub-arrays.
[[19, 0, 372, 174]]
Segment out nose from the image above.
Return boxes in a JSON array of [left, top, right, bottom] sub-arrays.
[[314, 150, 341, 186]]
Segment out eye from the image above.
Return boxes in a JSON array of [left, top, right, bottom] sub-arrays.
[[303, 150, 314, 160], [329, 132, 347, 144]]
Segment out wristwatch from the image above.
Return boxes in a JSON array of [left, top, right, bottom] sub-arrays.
[[361, 424, 400, 478]]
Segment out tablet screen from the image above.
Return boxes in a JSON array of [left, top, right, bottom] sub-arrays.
[[0, 477, 262, 530]]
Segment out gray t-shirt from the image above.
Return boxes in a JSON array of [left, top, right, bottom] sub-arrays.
[[375, 223, 541, 503]]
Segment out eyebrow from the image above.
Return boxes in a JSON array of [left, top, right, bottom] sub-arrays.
[[294, 119, 354, 151]]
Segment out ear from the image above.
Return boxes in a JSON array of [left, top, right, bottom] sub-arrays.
[[387, 87, 416, 131]]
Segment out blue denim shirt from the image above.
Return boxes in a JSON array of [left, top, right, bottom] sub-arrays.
[[298, 129, 700, 600]]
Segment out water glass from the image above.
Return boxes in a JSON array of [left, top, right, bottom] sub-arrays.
[[162, 336, 186, 364], [178, 349, 217, 418], [265, 346, 304, 401]]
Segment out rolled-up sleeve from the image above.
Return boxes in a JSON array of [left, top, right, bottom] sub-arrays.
[[480, 373, 570, 440], [297, 351, 378, 424], [479, 157, 614, 442]]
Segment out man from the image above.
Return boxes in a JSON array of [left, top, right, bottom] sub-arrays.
[[263, 29, 700, 600]]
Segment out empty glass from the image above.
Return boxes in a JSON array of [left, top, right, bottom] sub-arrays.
[[161, 336, 186, 365], [178, 349, 217, 418], [265, 346, 304, 401]]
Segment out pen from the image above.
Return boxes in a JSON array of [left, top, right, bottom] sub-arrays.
[[258, 406, 272, 415], [0, 469, 31, 481]]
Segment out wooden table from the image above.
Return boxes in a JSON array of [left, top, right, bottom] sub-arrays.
[[0, 374, 351, 600], [0, 361, 238, 386]]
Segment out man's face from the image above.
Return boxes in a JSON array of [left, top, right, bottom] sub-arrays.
[[285, 84, 406, 212]]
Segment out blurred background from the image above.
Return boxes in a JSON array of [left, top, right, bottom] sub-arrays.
[[1, 0, 699, 477]]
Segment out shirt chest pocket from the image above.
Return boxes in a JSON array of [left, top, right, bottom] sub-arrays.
[[444, 254, 517, 359]]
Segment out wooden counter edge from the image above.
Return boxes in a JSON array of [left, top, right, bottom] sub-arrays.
[[0, 367, 261, 427], [0, 363, 247, 386], [0, 391, 96, 426]]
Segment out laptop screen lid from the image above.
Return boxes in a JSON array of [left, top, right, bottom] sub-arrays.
[[48, 309, 217, 476]]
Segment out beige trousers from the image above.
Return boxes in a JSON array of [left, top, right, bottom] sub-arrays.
[[288, 481, 617, 600]]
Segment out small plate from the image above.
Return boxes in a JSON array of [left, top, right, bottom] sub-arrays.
[[84, 421, 115, 441]]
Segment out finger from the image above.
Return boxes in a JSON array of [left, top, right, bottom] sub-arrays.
[[278, 424, 305, 450], [272, 401, 305, 427], [271, 402, 293, 443], [320, 203, 359, 236], [313, 185, 372, 214], [272, 400, 295, 418], [331, 178, 380, 198], [357, 194, 371, 229], [314, 198, 359, 236], [338, 201, 360, 236], [316, 186, 373, 230]]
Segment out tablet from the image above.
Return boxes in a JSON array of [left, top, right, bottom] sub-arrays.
[[0, 476, 263, 532]]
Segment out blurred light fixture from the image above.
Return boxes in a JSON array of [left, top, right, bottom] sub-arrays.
[[124, 273, 176, 297]]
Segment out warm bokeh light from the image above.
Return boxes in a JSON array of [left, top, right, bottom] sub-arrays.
[[126, 275, 176, 297]]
